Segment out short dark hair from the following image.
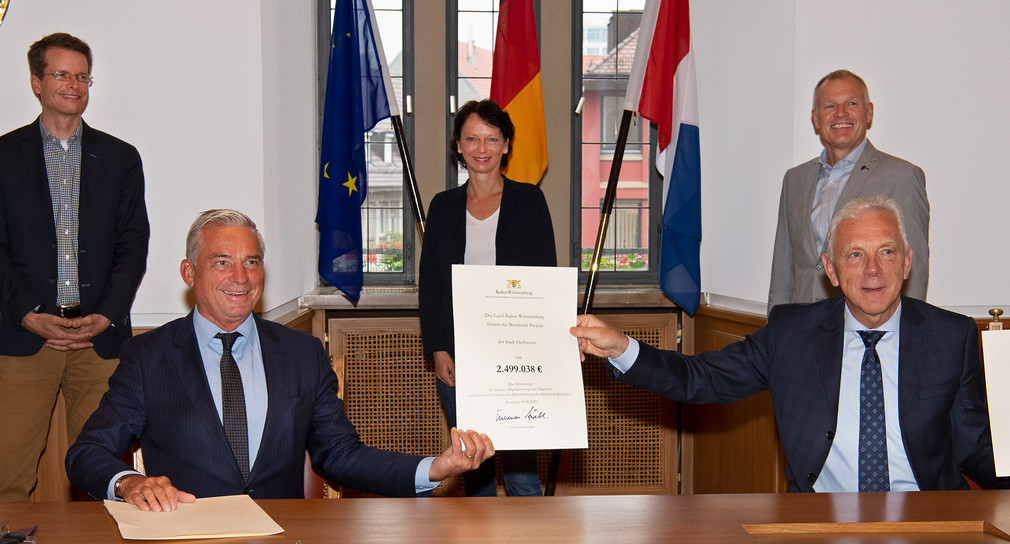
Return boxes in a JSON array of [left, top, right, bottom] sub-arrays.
[[451, 99, 515, 169], [28, 32, 93, 77]]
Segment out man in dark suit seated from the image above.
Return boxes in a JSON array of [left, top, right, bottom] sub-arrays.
[[67, 209, 493, 511], [572, 196, 1006, 492]]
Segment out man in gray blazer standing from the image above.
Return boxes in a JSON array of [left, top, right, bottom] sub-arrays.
[[768, 70, 929, 310]]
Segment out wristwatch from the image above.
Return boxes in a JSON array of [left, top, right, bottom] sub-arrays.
[[113, 475, 128, 499]]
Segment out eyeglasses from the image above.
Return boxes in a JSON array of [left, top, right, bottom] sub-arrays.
[[44, 71, 94, 87]]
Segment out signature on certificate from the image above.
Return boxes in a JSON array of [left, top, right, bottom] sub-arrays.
[[496, 406, 549, 421]]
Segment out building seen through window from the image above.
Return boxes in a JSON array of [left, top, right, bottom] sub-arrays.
[[578, 1, 653, 275], [453, 0, 500, 187], [328, 0, 411, 277]]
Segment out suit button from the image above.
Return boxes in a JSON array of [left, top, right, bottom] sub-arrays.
[[807, 473, 817, 482], [815, 263, 823, 270], [826, 431, 834, 440], [243, 486, 251, 495], [49, 277, 56, 284]]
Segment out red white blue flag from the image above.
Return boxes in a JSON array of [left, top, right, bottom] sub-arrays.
[[624, 0, 701, 314]]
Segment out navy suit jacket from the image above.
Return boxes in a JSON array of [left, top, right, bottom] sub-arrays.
[[67, 312, 424, 499], [0, 119, 149, 358], [419, 177, 556, 359], [615, 296, 1004, 492]]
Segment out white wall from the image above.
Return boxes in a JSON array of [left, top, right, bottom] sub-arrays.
[[693, 1, 796, 307], [0, 0, 319, 326], [258, 0, 321, 320], [694, 0, 1010, 316]]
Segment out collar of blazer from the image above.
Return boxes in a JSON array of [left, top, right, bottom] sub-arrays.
[[167, 312, 283, 450], [449, 176, 521, 259], [813, 294, 928, 424], [835, 139, 880, 202]]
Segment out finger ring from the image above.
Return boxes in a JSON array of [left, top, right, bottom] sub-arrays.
[[464, 454, 475, 459]]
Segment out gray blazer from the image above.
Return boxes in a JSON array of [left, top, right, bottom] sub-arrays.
[[768, 140, 929, 309]]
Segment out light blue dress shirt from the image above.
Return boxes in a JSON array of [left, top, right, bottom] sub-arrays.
[[192, 311, 269, 470], [811, 138, 869, 253], [815, 304, 918, 492]]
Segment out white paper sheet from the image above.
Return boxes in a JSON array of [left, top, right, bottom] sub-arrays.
[[104, 494, 283, 540], [451, 264, 588, 450], [982, 329, 1010, 476]]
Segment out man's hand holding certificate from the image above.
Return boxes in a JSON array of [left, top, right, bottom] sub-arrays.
[[452, 265, 588, 450]]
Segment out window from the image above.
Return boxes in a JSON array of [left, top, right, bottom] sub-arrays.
[[601, 91, 642, 157], [449, 1, 541, 189], [323, 0, 415, 283], [574, 0, 658, 276], [450, 0, 500, 188]]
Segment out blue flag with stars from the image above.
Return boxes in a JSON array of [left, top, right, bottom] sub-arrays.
[[316, 0, 391, 303]]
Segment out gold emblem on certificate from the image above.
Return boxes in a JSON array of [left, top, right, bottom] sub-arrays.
[[0, 0, 10, 28]]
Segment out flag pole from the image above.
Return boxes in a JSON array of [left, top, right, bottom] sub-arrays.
[[580, 109, 635, 315], [361, 0, 424, 239], [389, 114, 425, 238], [544, 108, 635, 497]]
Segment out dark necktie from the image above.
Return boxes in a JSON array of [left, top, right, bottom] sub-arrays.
[[216, 331, 249, 481], [857, 330, 889, 492]]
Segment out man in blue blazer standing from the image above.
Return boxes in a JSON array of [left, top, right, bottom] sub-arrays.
[[572, 196, 1006, 492], [0, 32, 149, 502], [67, 209, 493, 511]]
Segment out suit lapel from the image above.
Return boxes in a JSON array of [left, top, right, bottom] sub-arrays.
[[253, 314, 286, 476], [448, 183, 469, 264], [19, 121, 57, 239], [78, 122, 100, 240], [170, 313, 237, 465], [834, 140, 879, 212], [897, 297, 925, 422], [793, 159, 821, 258], [814, 297, 846, 413], [496, 177, 522, 263]]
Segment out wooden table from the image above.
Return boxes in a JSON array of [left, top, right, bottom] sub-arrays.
[[5, 491, 1010, 543]]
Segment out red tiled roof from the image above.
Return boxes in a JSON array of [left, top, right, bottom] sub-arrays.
[[458, 40, 493, 98], [584, 29, 638, 77]]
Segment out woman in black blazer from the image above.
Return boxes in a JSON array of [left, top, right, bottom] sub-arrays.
[[418, 99, 556, 496]]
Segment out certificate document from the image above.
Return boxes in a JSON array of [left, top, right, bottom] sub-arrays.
[[452, 264, 588, 450], [982, 329, 1010, 476]]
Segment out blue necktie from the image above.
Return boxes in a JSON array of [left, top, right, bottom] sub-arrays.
[[216, 332, 249, 481], [858, 330, 889, 492]]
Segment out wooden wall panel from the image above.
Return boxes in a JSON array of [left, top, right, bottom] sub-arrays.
[[682, 306, 787, 494]]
